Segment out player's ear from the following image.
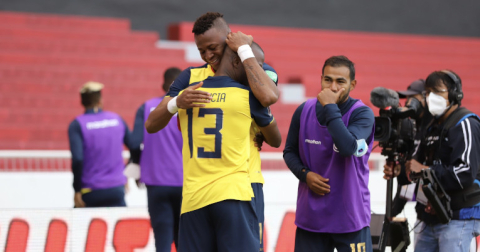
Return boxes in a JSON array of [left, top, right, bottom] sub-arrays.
[[232, 55, 241, 68], [350, 79, 357, 90]]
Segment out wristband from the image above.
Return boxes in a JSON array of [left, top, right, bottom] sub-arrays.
[[167, 96, 178, 114], [237, 44, 255, 62]]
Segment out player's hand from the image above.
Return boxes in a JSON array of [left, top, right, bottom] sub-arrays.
[[253, 132, 265, 151], [226, 31, 253, 52], [405, 159, 428, 181], [383, 160, 401, 180], [306, 172, 330, 196], [317, 88, 345, 106], [176, 82, 212, 109], [74, 192, 85, 208]]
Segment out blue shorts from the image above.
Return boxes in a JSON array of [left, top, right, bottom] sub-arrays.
[[178, 200, 259, 252], [251, 183, 265, 251], [82, 185, 126, 207], [294, 226, 372, 252], [146, 185, 182, 252]]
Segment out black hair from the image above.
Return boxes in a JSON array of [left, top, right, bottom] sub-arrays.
[[322, 55, 355, 81], [81, 91, 101, 107], [425, 70, 460, 91], [163, 67, 182, 92], [192, 12, 225, 35]]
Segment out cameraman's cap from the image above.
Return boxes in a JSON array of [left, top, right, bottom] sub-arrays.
[[397, 79, 425, 98], [80, 81, 104, 94]]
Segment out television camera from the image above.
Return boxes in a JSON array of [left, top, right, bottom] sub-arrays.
[[369, 87, 421, 252]]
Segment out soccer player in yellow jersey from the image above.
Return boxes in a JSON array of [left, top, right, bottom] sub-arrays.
[[146, 12, 280, 251], [176, 42, 281, 251]]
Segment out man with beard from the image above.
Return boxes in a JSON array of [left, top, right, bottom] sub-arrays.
[[283, 56, 375, 252]]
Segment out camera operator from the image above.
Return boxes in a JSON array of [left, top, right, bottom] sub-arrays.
[[406, 70, 480, 252], [383, 79, 431, 215]]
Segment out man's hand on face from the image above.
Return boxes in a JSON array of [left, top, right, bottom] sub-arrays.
[[317, 88, 345, 106], [176, 82, 213, 109], [306, 171, 330, 196], [226, 31, 253, 52]]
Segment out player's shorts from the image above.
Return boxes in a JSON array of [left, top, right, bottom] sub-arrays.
[[294, 226, 372, 252], [82, 185, 126, 207], [178, 199, 259, 252], [251, 183, 265, 251]]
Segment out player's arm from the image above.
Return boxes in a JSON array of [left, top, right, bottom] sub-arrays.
[[226, 32, 279, 107], [145, 69, 212, 133], [321, 102, 374, 157], [283, 103, 309, 181], [129, 104, 145, 164], [258, 119, 281, 148], [283, 103, 330, 195], [250, 92, 281, 148], [68, 119, 85, 207]]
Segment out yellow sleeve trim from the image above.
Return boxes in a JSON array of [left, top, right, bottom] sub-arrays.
[[81, 188, 92, 194]]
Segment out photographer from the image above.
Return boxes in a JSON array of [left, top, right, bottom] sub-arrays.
[[406, 70, 480, 252], [383, 79, 431, 215]]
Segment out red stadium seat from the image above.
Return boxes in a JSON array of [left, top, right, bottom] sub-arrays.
[[2, 11, 480, 152]]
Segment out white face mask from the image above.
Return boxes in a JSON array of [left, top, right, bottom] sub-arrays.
[[427, 92, 448, 116]]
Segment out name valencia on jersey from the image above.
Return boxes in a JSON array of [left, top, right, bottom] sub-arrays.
[[210, 92, 227, 103]]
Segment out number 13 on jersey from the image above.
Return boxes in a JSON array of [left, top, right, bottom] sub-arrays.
[[186, 108, 223, 159]]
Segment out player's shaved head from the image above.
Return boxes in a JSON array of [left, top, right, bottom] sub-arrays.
[[251, 42, 265, 63], [216, 43, 265, 86], [192, 12, 230, 36]]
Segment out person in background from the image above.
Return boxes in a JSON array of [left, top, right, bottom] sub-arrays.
[[406, 70, 480, 252], [68, 81, 132, 207], [129, 67, 183, 252], [383, 79, 432, 216], [283, 56, 375, 252]]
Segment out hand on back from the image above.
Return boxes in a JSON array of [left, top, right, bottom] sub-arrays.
[[177, 82, 213, 109]]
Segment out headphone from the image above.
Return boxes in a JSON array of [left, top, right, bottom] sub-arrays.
[[440, 70, 463, 105]]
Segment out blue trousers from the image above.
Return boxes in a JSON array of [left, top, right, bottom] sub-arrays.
[[414, 219, 480, 252], [82, 185, 126, 207], [146, 185, 182, 252]]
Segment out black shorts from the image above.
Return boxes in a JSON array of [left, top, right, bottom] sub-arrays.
[[294, 226, 372, 252]]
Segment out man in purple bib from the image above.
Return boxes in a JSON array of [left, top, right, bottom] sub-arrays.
[[68, 81, 132, 208], [283, 56, 375, 252], [130, 67, 183, 252]]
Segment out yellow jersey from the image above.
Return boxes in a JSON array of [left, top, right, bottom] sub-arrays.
[[177, 76, 274, 214], [167, 63, 278, 185]]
